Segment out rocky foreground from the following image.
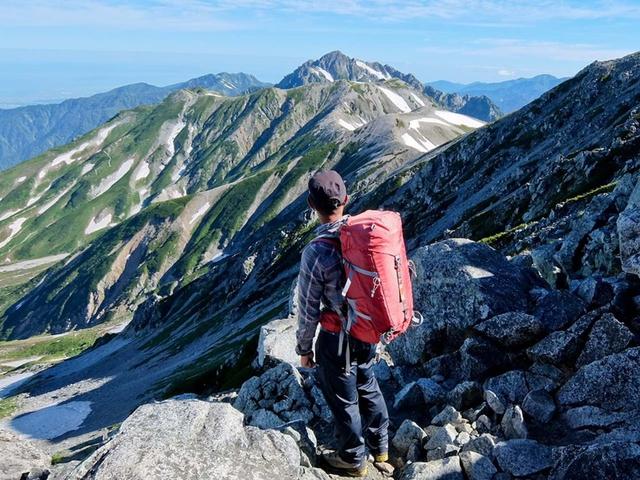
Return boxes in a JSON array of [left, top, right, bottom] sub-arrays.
[[5, 173, 639, 480]]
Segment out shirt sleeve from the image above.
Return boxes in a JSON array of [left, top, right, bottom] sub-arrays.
[[295, 244, 323, 355]]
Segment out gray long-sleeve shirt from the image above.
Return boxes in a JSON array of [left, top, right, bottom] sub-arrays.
[[295, 219, 346, 355]]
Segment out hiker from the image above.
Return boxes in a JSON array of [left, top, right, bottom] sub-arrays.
[[295, 170, 390, 477]]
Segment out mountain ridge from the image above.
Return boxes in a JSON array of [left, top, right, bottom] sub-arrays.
[[0, 73, 270, 170], [428, 74, 567, 113], [276, 50, 502, 122]]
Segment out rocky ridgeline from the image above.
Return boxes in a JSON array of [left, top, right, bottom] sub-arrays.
[[7, 174, 629, 480]]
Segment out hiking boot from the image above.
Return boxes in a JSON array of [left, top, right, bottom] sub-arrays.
[[373, 452, 388, 463], [322, 451, 367, 477]]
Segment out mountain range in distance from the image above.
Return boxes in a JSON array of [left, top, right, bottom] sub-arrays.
[[427, 74, 567, 113], [0, 50, 565, 171], [0, 73, 270, 170]]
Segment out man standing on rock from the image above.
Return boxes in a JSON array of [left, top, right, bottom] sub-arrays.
[[295, 170, 389, 477]]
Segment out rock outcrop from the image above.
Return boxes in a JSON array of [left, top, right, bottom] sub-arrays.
[[65, 399, 303, 480]]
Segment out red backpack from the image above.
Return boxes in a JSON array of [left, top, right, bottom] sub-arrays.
[[317, 210, 421, 347]]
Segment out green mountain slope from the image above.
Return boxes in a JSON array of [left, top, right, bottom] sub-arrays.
[[0, 79, 483, 339], [0, 73, 269, 170]]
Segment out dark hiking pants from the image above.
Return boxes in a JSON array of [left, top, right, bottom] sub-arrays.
[[316, 329, 389, 465]]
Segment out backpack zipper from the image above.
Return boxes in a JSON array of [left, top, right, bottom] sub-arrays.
[[394, 256, 404, 302]]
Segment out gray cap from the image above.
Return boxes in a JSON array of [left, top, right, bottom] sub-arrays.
[[308, 170, 347, 212]]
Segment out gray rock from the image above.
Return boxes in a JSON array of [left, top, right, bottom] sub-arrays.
[[249, 409, 285, 429], [394, 381, 426, 410], [574, 276, 614, 306], [425, 424, 458, 451], [485, 371, 529, 405], [501, 405, 528, 439], [455, 431, 471, 447], [234, 363, 317, 426], [64, 399, 301, 480], [618, 176, 640, 277], [527, 330, 581, 365], [494, 439, 552, 477], [389, 239, 543, 365], [427, 444, 460, 461], [462, 434, 498, 459], [522, 389, 556, 423], [534, 291, 586, 332], [406, 442, 424, 463], [432, 406, 463, 426], [447, 381, 483, 411], [557, 347, 640, 411], [392, 419, 427, 457], [549, 442, 640, 480], [373, 358, 393, 382], [474, 312, 544, 348], [563, 405, 627, 429], [417, 378, 448, 405], [299, 467, 332, 480], [459, 451, 497, 480], [257, 317, 300, 368], [0, 428, 50, 480], [525, 371, 558, 393], [575, 313, 633, 367], [484, 390, 506, 415], [399, 457, 464, 480], [463, 403, 487, 422], [458, 337, 509, 380], [474, 415, 493, 434]]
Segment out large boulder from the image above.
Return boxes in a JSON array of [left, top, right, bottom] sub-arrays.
[[257, 317, 300, 368], [399, 457, 464, 480], [533, 291, 586, 332], [494, 439, 552, 477], [550, 442, 640, 480], [474, 312, 544, 348], [618, 176, 640, 277], [575, 313, 633, 368], [64, 399, 301, 480], [557, 347, 640, 411], [390, 239, 544, 365], [234, 363, 329, 427], [0, 428, 51, 480]]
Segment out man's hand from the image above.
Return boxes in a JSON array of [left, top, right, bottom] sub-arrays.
[[300, 352, 315, 368]]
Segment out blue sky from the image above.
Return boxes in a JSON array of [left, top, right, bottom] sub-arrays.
[[1, 0, 638, 106]]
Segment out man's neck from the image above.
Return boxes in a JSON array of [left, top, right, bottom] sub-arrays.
[[319, 212, 343, 224]]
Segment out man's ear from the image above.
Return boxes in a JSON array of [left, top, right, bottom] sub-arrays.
[[344, 195, 349, 205]]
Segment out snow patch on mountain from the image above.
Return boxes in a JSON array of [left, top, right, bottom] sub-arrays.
[[90, 158, 135, 199], [0, 217, 27, 248], [81, 163, 95, 175], [435, 110, 485, 128], [37, 185, 73, 214], [189, 202, 210, 225], [164, 120, 185, 159], [15, 176, 27, 185], [409, 117, 452, 129], [356, 60, 389, 80], [134, 160, 151, 182], [377, 86, 412, 113], [338, 119, 357, 131], [85, 213, 113, 235], [48, 123, 119, 171], [401, 132, 436, 153], [314, 67, 334, 82], [12, 400, 92, 440], [410, 92, 426, 107], [0, 209, 18, 222]]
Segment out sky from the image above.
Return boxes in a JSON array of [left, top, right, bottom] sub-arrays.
[[1, 0, 638, 107]]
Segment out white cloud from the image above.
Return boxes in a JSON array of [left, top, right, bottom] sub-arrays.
[[4, 0, 640, 30], [420, 38, 634, 64], [497, 69, 515, 77]]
